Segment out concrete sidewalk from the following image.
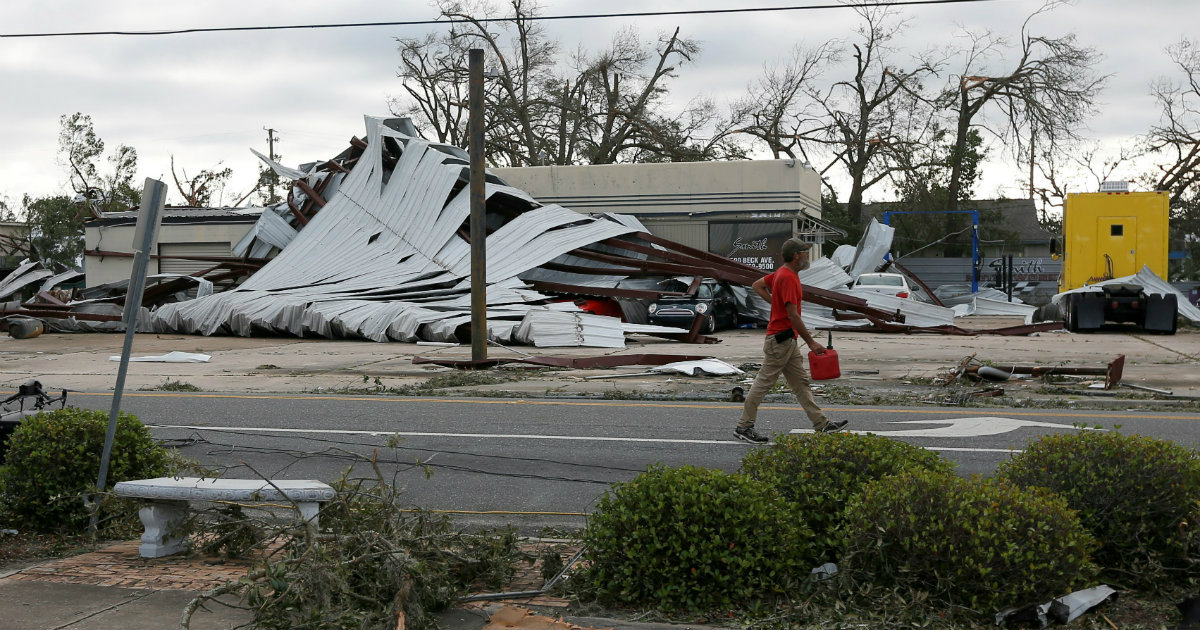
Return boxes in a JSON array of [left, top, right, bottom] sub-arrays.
[[1, 318, 1197, 400], [0, 539, 727, 630]]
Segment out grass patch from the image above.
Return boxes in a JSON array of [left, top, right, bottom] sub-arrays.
[[0, 531, 101, 572], [144, 379, 202, 392], [318, 370, 528, 396]]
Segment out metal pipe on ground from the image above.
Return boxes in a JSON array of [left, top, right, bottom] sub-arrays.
[[965, 355, 1125, 389]]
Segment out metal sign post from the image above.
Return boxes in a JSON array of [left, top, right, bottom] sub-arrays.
[[90, 178, 165, 532]]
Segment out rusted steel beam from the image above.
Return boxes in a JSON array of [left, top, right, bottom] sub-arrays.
[[595, 237, 761, 286], [635, 232, 765, 277], [805, 286, 903, 323], [538, 261, 642, 276], [299, 172, 336, 221], [0, 307, 122, 322], [890, 260, 945, 307], [293, 178, 327, 208], [598, 234, 901, 322], [966, 354, 1124, 389], [287, 197, 310, 226], [570, 248, 709, 278]]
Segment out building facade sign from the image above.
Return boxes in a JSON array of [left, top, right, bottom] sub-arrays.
[[709, 220, 793, 271]]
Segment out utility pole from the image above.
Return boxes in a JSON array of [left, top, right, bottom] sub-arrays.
[[469, 49, 487, 362], [263, 127, 281, 205]]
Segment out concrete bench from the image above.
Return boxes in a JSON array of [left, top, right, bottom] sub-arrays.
[[113, 477, 337, 558]]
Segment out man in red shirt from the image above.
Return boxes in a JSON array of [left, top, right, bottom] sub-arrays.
[[735, 238, 848, 443]]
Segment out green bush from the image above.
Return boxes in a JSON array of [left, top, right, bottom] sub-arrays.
[[739, 432, 954, 558], [580, 464, 816, 612], [997, 430, 1200, 585], [0, 407, 169, 531], [840, 471, 1097, 614]]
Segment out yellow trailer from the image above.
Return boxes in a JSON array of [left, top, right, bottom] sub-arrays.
[[1060, 190, 1169, 291], [1057, 190, 1176, 333]]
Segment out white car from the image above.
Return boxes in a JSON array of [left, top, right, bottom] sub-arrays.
[[851, 272, 916, 299]]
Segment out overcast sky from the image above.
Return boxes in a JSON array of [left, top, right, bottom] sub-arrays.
[[0, 0, 1192, 211]]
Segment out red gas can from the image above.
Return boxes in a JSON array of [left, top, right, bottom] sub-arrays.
[[808, 332, 841, 380]]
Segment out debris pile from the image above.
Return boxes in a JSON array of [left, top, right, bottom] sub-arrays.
[[18, 115, 1190, 345], [142, 117, 909, 346]]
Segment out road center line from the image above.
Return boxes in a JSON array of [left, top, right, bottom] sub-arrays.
[[149, 424, 1020, 453]]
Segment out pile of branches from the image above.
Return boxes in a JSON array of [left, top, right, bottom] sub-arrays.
[[181, 460, 521, 629]]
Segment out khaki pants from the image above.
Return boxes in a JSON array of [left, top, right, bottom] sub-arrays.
[[738, 336, 828, 430]]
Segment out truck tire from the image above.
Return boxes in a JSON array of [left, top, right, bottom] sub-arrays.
[[1063, 295, 1078, 333]]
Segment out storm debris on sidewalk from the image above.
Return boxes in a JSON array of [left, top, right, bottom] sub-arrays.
[[412, 353, 713, 370], [964, 355, 1125, 389], [584, 358, 744, 379], [105, 351, 211, 363], [996, 585, 1117, 628], [149, 116, 901, 347]]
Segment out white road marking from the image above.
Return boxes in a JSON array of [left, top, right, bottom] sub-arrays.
[[790, 417, 1100, 438], [150, 424, 1026, 452], [152, 424, 738, 445]]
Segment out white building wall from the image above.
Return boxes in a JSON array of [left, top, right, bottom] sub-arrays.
[[84, 222, 253, 287], [492, 159, 822, 218]]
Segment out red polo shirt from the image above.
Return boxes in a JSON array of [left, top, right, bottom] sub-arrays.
[[763, 266, 803, 336]]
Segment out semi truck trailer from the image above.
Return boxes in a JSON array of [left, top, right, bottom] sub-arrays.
[[1055, 187, 1176, 334]]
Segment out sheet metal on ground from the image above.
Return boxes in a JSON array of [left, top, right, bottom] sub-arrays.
[[151, 116, 908, 346]]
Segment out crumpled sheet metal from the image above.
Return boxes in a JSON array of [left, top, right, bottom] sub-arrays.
[[1051, 265, 1200, 326], [0, 261, 54, 300], [996, 584, 1117, 627], [956, 296, 1038, 323], [153, 116, 646, 345], [842, 288, 956, 328], [650, 358, 743, 376], [847, 218, 894, 278], [797, 257, 854, 290]]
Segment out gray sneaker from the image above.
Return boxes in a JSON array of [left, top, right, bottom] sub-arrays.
[[817, 419, 849, 433], [734, 426, 769, 443]]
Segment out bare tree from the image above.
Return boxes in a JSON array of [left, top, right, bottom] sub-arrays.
[[736, 7, 939, 224], [392, 31, 472, 147], [730, 42, 834, 161], [939, 2, 1104, 211], [575, 27, 739, 163], [1146, 37, 1200, 202], [814, 6, 941, 224], [1030, 139, 1140, 229], [390, 0, 729, 165]]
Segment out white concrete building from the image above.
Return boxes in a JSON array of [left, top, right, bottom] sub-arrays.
[[83, 208, 259, 287], [492, 159, 840, 272]]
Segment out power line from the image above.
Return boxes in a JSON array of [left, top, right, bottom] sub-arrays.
[[2, 0, 1003, 39]]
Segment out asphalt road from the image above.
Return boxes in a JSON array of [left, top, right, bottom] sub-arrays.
[[70, 391, 1200, 532]]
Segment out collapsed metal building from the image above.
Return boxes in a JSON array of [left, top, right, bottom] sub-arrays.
[[152, 115, 887, 346], [7, 116, 1083, 345]]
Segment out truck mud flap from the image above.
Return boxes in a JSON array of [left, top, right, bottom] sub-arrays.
[[1066, 292, 1106, 332], [1143, 293, 1177, 334]]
